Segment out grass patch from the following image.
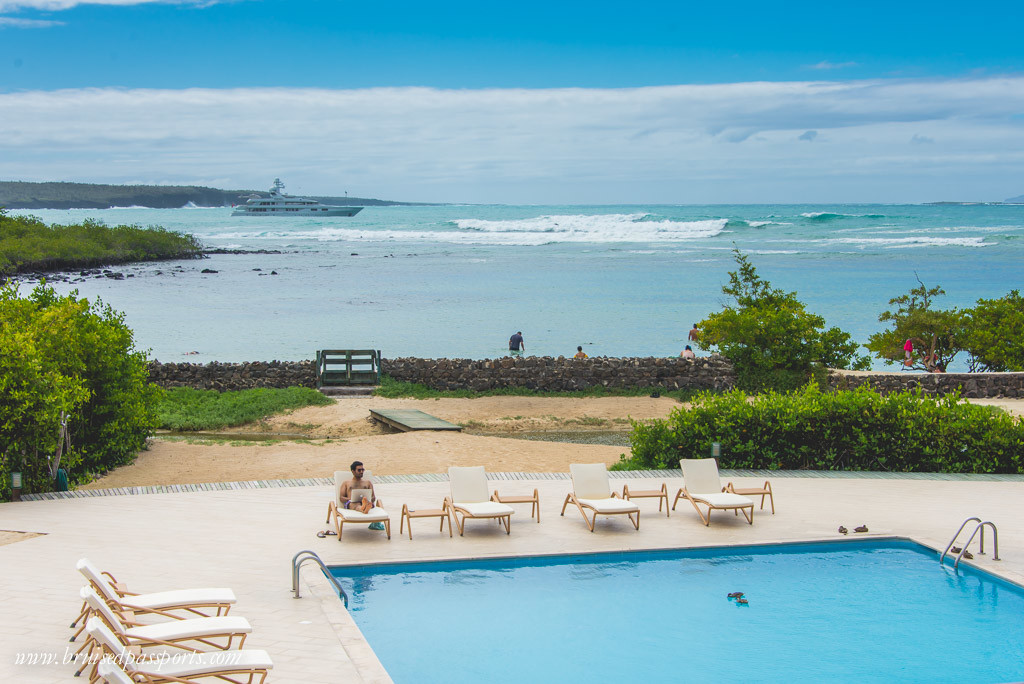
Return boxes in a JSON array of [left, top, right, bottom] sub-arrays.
[[156, 386, 332, 431], [374, 375, 704, 401]]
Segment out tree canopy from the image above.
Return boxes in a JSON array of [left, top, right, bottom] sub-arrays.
[[866, 276, 964, 372], [962, 290, 1024, 372], [0, 281, 158, 500], [695, 249, 869, 391]]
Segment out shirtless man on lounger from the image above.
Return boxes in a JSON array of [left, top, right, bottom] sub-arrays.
[[339, 460, 376, 514]]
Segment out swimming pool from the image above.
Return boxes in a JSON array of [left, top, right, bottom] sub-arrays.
[[331, 540, 1024, 683]]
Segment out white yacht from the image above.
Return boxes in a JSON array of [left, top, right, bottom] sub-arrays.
[[231, 179, 363, 217]]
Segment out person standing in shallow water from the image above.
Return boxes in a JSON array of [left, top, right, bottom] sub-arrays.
[[509, 331, 525, 356], [574, 345, 588, 359], [688, 324, 700, 342]]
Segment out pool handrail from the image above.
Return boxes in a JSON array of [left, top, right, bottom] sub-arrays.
[[292, 550, 349, 607], [940, 517, 1000, 569]]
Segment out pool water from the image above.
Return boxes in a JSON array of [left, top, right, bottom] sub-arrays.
[[331, 540, 1024, 683]]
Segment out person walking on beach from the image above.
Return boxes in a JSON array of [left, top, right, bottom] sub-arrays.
[[509, 331, 525, 356], [338, 460, 377, 514], [574, 345, 588, 359], [688, 323, 700, 342]]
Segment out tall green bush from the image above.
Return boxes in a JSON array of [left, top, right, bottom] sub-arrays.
[[0, 281, 158, 499], [695, 249, 869, 392], [621, 384, 1024, 474]]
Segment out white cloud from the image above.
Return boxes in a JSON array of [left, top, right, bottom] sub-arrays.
[[807, 61, 859, 70], [0, 14, 62, 24], [2, 77, 1023, 203], [0, 0, 219, 9]]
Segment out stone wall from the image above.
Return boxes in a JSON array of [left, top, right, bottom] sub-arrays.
[[827, 370, 1024, 398], [147, 360, 1024, 397], [148, 360, 316, 390], [147, 356, 737, 392], [381, 355, 736, 392]]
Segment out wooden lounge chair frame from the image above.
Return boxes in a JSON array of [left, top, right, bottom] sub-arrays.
[[491, 488, 540, 522], [622, 482, 670, 517], [399, 503, 453, 539], [561, 463, 640, 532], [446, 466, 514, 536], [325, 470, 392, 540], [87, 618, 271, 684], [74, 588, 251, 680], [726, 480, 775, 514], [73, 559, 234, 642], [672, 458, 754, 526]]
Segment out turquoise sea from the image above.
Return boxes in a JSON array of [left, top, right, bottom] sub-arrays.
[[13, 204, 1023, 369]]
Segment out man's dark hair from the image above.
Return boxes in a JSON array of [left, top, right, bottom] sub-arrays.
[[577, 346, 583, 351], [350, 460, 364, 472], [517, 331, 522, 334]]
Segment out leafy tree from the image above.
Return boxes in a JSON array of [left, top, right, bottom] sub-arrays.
[[696, 249, 870, 391], [866, 276, 964, 372], [962, 290, 1024, 372], [0, 281, 158, 499]]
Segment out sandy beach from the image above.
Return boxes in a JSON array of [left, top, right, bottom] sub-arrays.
[[80, 395, 1024, 488]]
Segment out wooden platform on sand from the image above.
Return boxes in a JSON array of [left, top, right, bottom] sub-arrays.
[[369, 409, 463, 432]]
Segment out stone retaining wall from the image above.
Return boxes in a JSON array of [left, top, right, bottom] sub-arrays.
[[827, 370, 1024, 398], [147, 356, 737, 392], [148, 360, 316, 390], [147, 359, 1024, 398], [382, 356, 736, 392]]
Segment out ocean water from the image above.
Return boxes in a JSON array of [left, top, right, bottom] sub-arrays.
[[332, 540, 1024, 683], [12, 204, 1023, 367]]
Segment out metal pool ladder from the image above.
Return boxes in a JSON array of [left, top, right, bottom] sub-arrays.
[[940, 517, 1000, 569], [292, 550, 349, 607]]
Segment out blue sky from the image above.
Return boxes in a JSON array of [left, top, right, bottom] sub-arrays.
[[1, 0, 1023, 202]]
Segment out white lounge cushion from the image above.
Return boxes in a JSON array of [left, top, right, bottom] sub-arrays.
[[88, 618, 272, 679], [687, 491, 754, 508], [80, 586, 250, 644], [338, 506, 389, 522], [451, 501, 514, 517], [448, 465, 490, 504], [127, 616, 252, 642], [680, 458, 724, 494], [77, 558, 236, 609], [577, 497, 640, 514], [570, 463, 613, 500], [121, 587, 236, 611], [132, 648, 274, 678]]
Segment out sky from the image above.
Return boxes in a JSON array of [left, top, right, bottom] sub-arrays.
[[1, 0, 1023, 203]]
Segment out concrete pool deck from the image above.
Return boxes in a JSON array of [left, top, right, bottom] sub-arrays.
[[3, 472, 1024, 683]]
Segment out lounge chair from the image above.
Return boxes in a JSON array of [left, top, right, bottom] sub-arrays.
[[560, 463, 640, 532], [86, 618, 272, 684], [73, 558, 236, 640], [672, 458, 755, 526], [75, 587, 252, 679], [325, 470, 391, 539], [445, 466, 515, 535]]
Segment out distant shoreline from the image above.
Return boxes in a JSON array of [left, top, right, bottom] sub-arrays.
[[0, 180, 439, 210]]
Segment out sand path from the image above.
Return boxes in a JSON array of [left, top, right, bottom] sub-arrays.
[[82, 395, 1024, 488]]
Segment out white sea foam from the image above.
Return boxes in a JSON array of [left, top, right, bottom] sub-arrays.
[[217, 214, 729, 246], [828, 236, 990, 248]]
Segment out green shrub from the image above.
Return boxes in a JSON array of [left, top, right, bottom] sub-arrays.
[[619, 383, 1024, 474], [0, 210, 202, 275], [0, 281, 158, 498], [156, 387, 333, 431]]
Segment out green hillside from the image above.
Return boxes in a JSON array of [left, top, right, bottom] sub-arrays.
[[0, 181, 430, 209]]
